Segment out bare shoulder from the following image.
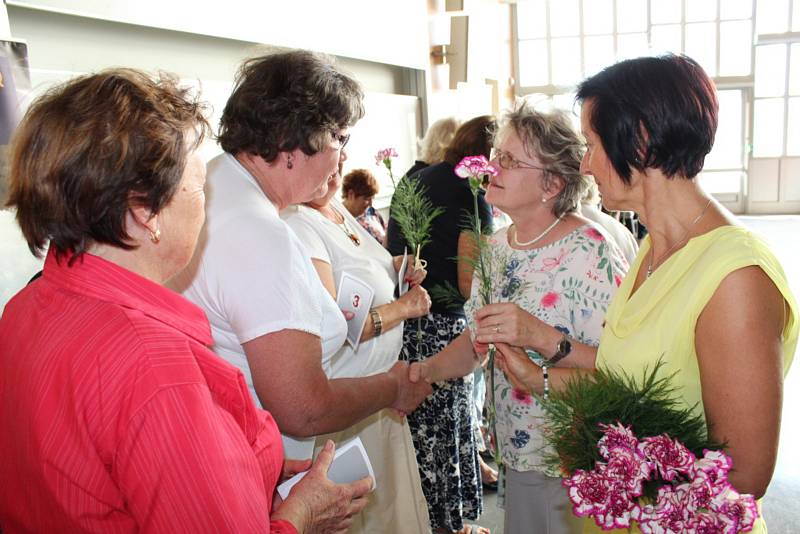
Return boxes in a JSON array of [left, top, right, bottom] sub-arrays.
[[698, 264, 786, 344]]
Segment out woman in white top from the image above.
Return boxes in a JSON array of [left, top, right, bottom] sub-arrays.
[[174, 50, 432, 465], [283, 162, 432, 533]]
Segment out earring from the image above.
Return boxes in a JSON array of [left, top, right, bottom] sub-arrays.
[[541, 197, 548, 203], [149, 226, 161, 244], [287, 154, 293, 170]]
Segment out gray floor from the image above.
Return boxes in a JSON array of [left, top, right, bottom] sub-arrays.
[[472, 215, 800, 534]]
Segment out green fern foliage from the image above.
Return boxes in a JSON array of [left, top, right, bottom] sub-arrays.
[[540, 360, 724, 488]]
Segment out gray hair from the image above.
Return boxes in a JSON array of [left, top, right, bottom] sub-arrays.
[[494, 103, 590, 218], [419, 117, 460, 163]]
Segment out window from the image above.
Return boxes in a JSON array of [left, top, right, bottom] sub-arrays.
[[513, 0, 754, 200], [515, 0, 755, 91]]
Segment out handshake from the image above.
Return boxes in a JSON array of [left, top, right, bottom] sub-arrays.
[[386, 360, 437, 415]]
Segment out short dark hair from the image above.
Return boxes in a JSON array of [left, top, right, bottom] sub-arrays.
[[576, 54, 718, 182], [218, 49, 365, 162], [342, 168, 379, 199], [6, 68, 209, 260], [443, 115, 496, 166]]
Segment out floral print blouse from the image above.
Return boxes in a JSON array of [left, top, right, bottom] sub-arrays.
[[465, 224, 629, 474]]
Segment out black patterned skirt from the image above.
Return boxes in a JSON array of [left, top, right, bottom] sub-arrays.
[[401, 312, 483, 531]]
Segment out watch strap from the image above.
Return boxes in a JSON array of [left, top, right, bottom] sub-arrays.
[[548, 335, 572, 365]]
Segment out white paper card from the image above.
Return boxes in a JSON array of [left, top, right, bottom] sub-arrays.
[[398, 247, 409, 296], [336, 272, 374, 351], [277, 437, 376, 500]]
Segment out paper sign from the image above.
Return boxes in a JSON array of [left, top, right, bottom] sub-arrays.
[[277, 437, 376, 500], [398, 247, 409, 296], [336, 272, 374, 351]]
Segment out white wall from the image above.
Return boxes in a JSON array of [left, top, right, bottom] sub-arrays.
[[6, 0, 429, 69], [0, 2, 428, 312]]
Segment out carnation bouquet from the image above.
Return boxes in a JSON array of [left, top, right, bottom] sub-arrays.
[[540, 362, 759, 533]]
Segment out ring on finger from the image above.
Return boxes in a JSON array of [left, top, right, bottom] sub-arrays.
[[494, 325, 501, 334]]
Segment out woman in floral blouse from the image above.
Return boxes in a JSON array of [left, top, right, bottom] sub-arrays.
[[411, 104, 628, 534]]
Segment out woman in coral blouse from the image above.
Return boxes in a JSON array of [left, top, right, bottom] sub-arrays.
[[0, 69, 370, 533]]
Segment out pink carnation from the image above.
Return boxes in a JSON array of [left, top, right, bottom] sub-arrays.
[[454, 155, 498, 180], [597, 423, 639, 459], [564, 470, 627, 521], [638, 434, 696, 481], [592, 490, 637, 530], [686, 473, 716, 512], [637, 484, 693, 534], [710, 484, 759, 533], [374, 147, 398, 166], [601, 447, 651, 497], [689, 511, 727, 534], [692, 449, 733, 486]]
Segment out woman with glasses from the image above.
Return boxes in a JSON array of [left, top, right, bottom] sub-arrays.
[[409, 104, 628, 534], [172, 50, 432, 472]]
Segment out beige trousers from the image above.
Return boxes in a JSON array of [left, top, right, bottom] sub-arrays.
[[315, 409, 431, 534]]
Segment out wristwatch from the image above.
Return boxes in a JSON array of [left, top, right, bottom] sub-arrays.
[[548, 335, 572, 365]]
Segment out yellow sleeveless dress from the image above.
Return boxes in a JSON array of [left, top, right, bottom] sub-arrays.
[[584, 225, 798, 534]]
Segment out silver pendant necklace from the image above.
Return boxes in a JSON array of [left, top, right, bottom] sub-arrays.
[[645, 198, 712, 278], [511, 215, 564, 248]]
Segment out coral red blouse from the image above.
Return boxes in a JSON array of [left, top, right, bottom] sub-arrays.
[[0, 250, 296, 533]]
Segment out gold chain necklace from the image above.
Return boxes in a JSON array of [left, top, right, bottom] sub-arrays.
[[645, 198, 712, 278]]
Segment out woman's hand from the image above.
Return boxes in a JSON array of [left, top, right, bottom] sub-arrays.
[[281, 459, 313, 483], [273, 440, 373, 534], [408, 361, 434, 384], [393, 254, 427, 287], [494, 342, 542, 393], [397, 285, 431, 320], [474, 302, 550, 350], [387, 361, 433, 414]]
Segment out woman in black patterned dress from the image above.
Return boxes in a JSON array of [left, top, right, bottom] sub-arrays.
[[386, 115, 495, 534]]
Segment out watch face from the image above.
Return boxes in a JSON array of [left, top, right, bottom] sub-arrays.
[[558, 338, 572, 355]]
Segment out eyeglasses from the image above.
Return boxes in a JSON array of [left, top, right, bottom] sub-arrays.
[[492, 148, 547, 173], [331, 131, 351, 150]]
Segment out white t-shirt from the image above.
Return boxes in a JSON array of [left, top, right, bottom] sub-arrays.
[[172, 153, 347, 459], [579, 202, 639, 267], [282, 198, 403, 379]]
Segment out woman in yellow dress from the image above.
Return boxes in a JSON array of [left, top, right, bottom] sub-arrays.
[[471, 54, 798, 533]]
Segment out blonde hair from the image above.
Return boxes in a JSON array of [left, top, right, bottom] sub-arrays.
[[419, 117, 459, 163], [494, 103, 590, 218]]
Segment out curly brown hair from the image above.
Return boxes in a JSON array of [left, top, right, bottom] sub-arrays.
[[218, 50, 365, 162], [6, 68, 209, 260], [341, 168, 379, 199]]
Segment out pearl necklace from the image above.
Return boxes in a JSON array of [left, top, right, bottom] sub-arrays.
[[511, 215, 564, 248], [645, 198, 712, 278]]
